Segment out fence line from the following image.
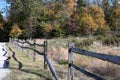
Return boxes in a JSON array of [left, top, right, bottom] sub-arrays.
[[10, 39, 59, 80], [10, 38, 120, 80], [68, 42, 120, 80], [16, 43, 44, 55]]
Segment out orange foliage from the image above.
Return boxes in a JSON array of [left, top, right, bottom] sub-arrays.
[[45, 23, 52, 33], [9, 24, 22, 38], [65, 0, 75, 9], [0, 23, 3, 30]]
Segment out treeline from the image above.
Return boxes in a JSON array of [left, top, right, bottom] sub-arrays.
[[0, 12, 10, 42], [0, 0, 120, 41]]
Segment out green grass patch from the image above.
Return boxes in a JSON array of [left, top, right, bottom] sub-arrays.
[[58, 60, 68, 65]]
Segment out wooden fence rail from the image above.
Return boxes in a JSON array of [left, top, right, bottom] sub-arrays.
[[10, 39, 59, 80], [72, 48, 120, 65], [68, 42, 120, 80], [71, 64, 104, 80], [16, 40, 44, 59], [45, 55, 59, 80], [16, 43, 44, 55]]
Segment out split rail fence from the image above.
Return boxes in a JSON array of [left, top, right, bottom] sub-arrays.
[[10, 38, 59, 80], [9, 39, 120, 80], [68, 42, 120, 80]]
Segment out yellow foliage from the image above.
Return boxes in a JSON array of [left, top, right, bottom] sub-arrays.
[[65, 0, 75, 9], [89, 6, 106, 29], [50, 3, 55, 10], [49, 9, 54, 15], [9, 24, 22, 38], [72, 6, 108, 35], [49, 2, 74, 19], [89, 6, 104, 17], [49, 3, 61, 19], [49, 3, 55, 15], [79, 7, 97, 31], [112, 8, 120, 18], [45, 23, 52, 33]]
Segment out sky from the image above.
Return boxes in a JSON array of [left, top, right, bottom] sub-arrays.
[[0, 0, 10, 17]]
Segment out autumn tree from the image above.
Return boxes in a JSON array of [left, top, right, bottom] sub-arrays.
[[89, 6, 110, 35], [109, 5, 120, 37], [9, 24, 22, 38], [5, 0, 120, 39], [37, 1, 73, 38]]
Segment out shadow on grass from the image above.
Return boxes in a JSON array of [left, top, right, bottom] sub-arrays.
[[9, 47, 22, 69], [9, 67, 52, 80], [8, 46, 52, 80], [20, 69, 52, 80]]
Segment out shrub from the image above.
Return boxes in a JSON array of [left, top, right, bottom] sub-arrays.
[[58, 59, 68, 65], [97, 35, 120, 46], [70, 38, 94, 48], [50, 22, 65, 38], [65, 19, 80, 36]]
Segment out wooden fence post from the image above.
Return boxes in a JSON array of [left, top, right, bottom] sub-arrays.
[[26, 39, 30, 57], [27, 45, 29, 57], [14, 38, 17, 48], [33, 39, 36, 61], [13, 38, 16, 48], [44, 40, 48, 70], [68, 42, 75, 80], [22, 40, 24, 53], [16, 39, 18, 49]]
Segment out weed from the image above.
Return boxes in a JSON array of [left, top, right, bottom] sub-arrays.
[[58, 60, 68, 65]]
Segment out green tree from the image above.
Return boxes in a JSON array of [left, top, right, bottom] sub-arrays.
[[6, 0, 45, 38]]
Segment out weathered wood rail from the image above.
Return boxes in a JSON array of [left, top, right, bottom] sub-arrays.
[[10, 39, 59, 80], [68, 42, 120, 80]]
